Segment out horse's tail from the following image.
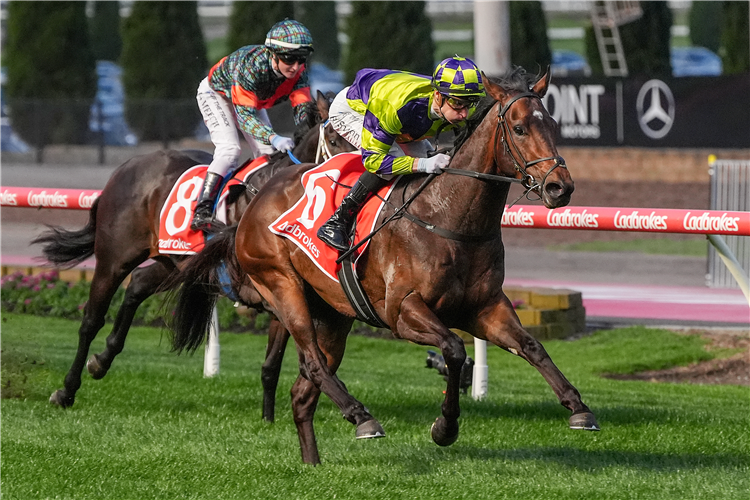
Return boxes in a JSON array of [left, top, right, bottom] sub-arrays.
[[30, 198, 99, 268], [168, 225, 240, 354]]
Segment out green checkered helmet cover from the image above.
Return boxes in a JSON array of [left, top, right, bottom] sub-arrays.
[[265, 19, 314, 56]]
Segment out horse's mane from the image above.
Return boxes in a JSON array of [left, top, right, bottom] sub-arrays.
[[453, 66, 541, 154]]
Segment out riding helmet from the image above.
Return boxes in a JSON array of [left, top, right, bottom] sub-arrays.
[[265, 19, 314, 57], [431, 56, 485, 99]]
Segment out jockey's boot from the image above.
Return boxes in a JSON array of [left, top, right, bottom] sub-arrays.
[[190, 172, 224, 232], [317, 171, 387, 252]]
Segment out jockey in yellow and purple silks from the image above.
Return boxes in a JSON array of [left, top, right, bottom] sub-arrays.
[[191, 19, 315, 232], [317, 56, 486, 252]]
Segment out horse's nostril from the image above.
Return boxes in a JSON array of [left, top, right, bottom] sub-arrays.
[[545, 182, 564, 198]]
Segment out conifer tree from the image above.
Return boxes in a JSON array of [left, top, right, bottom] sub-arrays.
[[510, 1, 552, 74], [585, 1, 672, 76], [90, 1, 122, 62], [622, 1, 672, 76], [719, 1, 750, 74], [226, 1, 295, 53], [344, 1, 434, 83], [120, 1, 207, 141], [296, 1, 340, 69], [3, 1, 96, 145], [689, 1, 722, 53]]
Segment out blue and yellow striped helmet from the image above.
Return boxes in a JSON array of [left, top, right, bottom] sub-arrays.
[[265, 19, 314, 56], [431, 56, 485, 99]]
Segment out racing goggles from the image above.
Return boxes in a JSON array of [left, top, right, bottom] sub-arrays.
[[442, 94, 480, 111], [277, 53, 308, 65]]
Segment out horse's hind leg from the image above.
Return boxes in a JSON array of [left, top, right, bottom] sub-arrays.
[[87, 261, 174, 379], [475, 295, 599, 431], [261, 317, 290, 423], [49, 259, 140, 408]]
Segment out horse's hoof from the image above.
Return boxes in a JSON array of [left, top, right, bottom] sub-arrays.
[[86, 354, 107, 380], [569, 412, 600, 431], [49, 390, 73, 408], [430, 417, 459, 447], [355, 419, 386, 439]]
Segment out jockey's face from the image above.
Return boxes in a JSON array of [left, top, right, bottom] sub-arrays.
[[274, 55, 304, 79], [434, 91, 470, 124]]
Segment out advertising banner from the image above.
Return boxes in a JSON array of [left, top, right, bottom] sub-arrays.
[[543, 74, 750, 148]]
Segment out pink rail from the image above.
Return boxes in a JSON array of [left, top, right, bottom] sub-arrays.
[[1, 186, 748, 236]]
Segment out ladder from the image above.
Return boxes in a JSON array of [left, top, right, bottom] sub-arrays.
[[590, 1, 643, 77]]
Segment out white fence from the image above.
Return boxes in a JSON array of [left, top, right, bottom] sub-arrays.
[[708, 158, 750, 289]]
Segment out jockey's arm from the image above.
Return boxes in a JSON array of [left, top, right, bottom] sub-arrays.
[[361, 100, 420, 176]]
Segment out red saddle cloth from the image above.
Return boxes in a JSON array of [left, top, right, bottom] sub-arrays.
[[269, 152, 397, 282], [158, 155, 270, 255]]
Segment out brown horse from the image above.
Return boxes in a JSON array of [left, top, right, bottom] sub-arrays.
[[34, 91, 354, 418], [171, 68, 599, 465]]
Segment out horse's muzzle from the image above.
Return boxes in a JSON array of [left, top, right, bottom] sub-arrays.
[[542, 179, 575, 209]]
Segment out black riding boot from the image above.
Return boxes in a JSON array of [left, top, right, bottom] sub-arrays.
[[190, 172, 224, 231], [317, 171, 388, 252]]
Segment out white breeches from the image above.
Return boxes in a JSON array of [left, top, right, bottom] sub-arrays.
[[197, 77, 274, 177]]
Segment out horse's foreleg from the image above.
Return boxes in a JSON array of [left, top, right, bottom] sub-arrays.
[[87, 262, 174, 379], [475, 295, 599, 430], [395, 293, 467, 446], [261, 317, 290, 423], [50, 264, 132, 408]]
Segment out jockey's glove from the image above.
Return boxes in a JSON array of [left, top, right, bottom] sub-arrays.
[[270, 134, 295, 153], [415, 153, 450, 174]]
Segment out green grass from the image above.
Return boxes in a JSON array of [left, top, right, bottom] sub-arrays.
[[549, 238, 709, 257], [2, 314, 748, 499]]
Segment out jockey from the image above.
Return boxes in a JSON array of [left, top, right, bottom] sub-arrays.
[[192, 19, 315, 231], [317, 56, 486, 252]]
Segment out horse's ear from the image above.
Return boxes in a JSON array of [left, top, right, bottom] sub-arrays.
[[532, 66, 551, 97], [316, 90, 330, 121], [481, 71, 508, 102]]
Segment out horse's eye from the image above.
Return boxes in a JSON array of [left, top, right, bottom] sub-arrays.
[[329, 139, 337, 146], [513, 125, 525, 136]]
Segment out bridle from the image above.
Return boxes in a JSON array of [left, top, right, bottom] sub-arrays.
[[442, 91, 567, 204]]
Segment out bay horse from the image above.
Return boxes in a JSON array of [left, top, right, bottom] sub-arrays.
[[33, 90, 355, 418], [171, 68, 599, 465]]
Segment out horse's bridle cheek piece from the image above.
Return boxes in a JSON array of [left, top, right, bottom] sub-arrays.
[[493, 92, 567, 195]]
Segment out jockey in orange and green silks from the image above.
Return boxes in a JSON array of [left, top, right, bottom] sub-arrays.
[[192, 19, 315, 232]]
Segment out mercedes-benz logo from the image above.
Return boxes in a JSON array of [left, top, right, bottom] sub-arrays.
[[636, 79, 675, 139]]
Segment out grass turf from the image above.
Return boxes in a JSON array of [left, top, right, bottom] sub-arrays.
[[2, 314, 748, 499]]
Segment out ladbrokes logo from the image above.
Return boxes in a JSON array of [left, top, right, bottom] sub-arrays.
[[0, 190, 18, 206], [277, 221, 320, 258], [614, 210, 668, 230], [547, 208, 599, 228], [78, 192, 99, 209], [158, 238, 193, 251], [502, 207, 535, 226], [543, 84, 605, 139], [27, 190, 68, 208], [683, 212, 740, 232]]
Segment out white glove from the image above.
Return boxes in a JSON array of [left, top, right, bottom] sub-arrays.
[[414, 153, 450, 174], [270, 134, 294, 153]]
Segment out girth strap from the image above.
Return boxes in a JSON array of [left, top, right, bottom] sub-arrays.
[[336, 254, 389, 328]]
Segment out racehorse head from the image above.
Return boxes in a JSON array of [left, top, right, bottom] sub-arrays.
[[294, 91, 357, 163], [461, 67, 574, 209]]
